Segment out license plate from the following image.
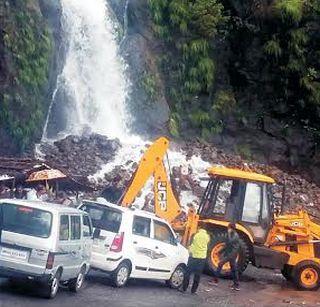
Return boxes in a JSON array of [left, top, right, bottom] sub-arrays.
[[0, 247, 28, 261]]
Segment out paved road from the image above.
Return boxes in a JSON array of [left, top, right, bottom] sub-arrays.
[[0, 266, 319, 307]]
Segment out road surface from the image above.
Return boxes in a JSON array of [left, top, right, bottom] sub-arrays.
[[0, 266, 319, 307]]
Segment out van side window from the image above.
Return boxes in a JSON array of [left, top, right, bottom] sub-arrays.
[[83, 215, 92, 237], [71, 216, 81, 240], [59, 215, 69, 241], [154, 221, 175, 245], [132, 216, 150, 237]]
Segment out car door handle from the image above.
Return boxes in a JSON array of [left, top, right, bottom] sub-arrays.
[[133, 241, 138, 244], [71, 251, 77, 256], [155, 246, 159, 249]]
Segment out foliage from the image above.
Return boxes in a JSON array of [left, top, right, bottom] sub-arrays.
[[140, 72, 158, 103], [0, 0, 53, 151], [235, 143, 252, 161], [148, 0, 320, 146], [274, 0, 304, 22], [148, 0, 227, 138], [168, 112, 180, 137]]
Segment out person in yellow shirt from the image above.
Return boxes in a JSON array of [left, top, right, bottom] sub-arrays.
[[182, 228, 210, 294]]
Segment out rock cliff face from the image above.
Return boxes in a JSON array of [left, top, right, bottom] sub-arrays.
[[0, 0, 60, 155], [108, 0, 170, 136]]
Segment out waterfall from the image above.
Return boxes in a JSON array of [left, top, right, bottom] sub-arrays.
[[43, 0, 129, 141], [40, 0, 211, 211], [123, 0, 129, 38]]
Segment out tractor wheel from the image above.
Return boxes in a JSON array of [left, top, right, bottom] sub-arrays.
[[293, 261, 320, 291], [281, 264, 293, 281], [207, 232, 250, 278]]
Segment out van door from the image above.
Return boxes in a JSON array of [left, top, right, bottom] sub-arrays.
[[69, 215, 82, 276], [57, 214, 73, 279], [57, 214, 82, 279], [82, 214, 93, 263], [149, 220, 178, 280], [130, 215, 153, 278]]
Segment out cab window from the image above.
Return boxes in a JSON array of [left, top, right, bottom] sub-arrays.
[[59, 215, 69, 241], [153, 221, 175, 245], [242, 183, 262, 223], [214, 180, 233, 215], [83, 215, 92, 237], [71, 216, 81, 240], [132, 216, 150, 237]]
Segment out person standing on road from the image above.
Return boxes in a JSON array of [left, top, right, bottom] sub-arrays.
[[182, 228, 210, 294], [211, 223, 241, 291]]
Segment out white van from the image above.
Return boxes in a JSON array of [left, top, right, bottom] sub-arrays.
[[79, 200, 189, 288], [0, 199, 93, 298]]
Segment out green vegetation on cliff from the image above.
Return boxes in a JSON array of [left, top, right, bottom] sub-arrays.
[[148, 0, 320, 145], [0, 0, 53, 152]]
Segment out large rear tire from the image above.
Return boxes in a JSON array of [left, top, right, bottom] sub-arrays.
[[207, 232, 250, 278]]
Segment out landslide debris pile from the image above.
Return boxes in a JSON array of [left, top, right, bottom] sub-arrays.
[[37, 134, 320, 218], [184, 141, 320, 217], [39, 134, 121, 185]]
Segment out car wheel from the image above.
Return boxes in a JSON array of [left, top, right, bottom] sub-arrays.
[[69, 266, 86, 292], [43, 271, 61, 299], [167, 265, 185, 289], [293, 261, 320, 291], [112, 262, 130, 288]]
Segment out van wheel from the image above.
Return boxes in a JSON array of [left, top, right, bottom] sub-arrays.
[[167, 265, 185, 289], [69, 266, 86, 292], [293, 261, 320, 291], [112, 262, 130, 287], [43, 271, 61, 299], [207, 232, 250, 278]]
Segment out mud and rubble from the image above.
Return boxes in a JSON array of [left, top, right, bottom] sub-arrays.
[[37, 134, 121, 186], [3, 133, 318, 218]]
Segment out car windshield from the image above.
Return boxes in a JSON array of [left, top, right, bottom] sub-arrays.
[[1, 203, 52, 238], [81, 202, 122, 233]]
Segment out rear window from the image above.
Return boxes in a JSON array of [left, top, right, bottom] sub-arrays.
[[80, 202, 122, 233], [0, 203, 52, 238]]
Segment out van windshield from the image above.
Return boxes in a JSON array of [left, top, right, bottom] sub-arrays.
[[81, 202, 122, 233], [1, 203, 52, 238]]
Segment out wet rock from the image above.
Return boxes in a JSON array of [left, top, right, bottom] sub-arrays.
[[38, 133, 121, 186]]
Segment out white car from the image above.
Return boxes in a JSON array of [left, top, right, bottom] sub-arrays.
[[79, 200, 189, 288]]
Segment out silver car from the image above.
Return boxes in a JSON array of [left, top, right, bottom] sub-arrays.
[[0, 199, 93, 298]]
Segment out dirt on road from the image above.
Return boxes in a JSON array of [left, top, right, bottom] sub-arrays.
[[0, 265, 319, 307]]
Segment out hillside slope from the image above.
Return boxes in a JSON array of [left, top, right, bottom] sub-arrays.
[[0, 0, 59, 154]]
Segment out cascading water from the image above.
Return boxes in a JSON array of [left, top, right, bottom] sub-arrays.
[[43, 0, 129, 141], [41, 0, 212, 211]]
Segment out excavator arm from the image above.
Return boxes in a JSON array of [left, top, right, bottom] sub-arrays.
[[120, 136, 199, 246], [120, 137, 182, 223]]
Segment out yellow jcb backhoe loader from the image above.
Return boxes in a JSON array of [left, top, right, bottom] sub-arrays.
[[119, 137, 320, 290]]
